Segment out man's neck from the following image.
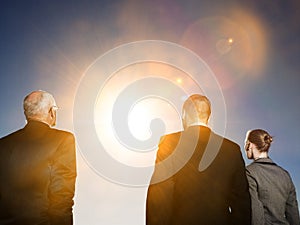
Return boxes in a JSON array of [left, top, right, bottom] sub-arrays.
[[27, 118, 50, 127]]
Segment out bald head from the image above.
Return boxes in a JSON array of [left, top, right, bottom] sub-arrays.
[[23, 90, 57, 126], [182, 94, 211, 129]]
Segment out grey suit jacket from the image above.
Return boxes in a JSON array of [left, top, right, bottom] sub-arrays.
[[246, 158, 300, 225]]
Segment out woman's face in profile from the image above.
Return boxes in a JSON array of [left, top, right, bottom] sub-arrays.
[[244, 141, 253, 159], [244, 132, 254, 159]]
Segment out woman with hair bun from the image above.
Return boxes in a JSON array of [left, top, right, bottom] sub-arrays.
[[244, 129, 300, 225]]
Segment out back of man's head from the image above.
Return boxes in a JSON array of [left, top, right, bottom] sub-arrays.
[[182, 94, 211, 128], [23, 90, 57, 126]]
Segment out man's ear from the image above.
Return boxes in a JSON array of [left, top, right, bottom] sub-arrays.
[[182, 109, 186, 120], [49, 107, 55, 118]]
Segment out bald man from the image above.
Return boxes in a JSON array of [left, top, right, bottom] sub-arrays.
[[0, 90, 77, 225], [146, 94, 251, 225]]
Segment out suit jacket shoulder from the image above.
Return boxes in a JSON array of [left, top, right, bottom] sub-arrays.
[[0, 121, 76, 225], [156, 131, 182, 162]]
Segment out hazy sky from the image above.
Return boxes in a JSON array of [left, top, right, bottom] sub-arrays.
[[1, 0, 299, 224]]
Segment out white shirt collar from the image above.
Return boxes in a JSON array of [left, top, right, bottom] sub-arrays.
[[188, 121, 208, 127]]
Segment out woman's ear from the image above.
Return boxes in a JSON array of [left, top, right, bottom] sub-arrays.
[[244, 140, 250, 151], [249, 142, 256, 151]]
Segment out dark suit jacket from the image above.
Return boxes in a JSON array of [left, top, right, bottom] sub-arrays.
[[246, 158, 300, 225], [0, 121, 77, 225], [146, 125, 251, 225]]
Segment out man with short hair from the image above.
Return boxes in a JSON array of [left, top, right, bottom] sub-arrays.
[[0, 90, 77, 225], [146, 94, 251, 225]]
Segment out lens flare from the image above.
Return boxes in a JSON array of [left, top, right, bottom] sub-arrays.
[[181, 8, 269, 89]]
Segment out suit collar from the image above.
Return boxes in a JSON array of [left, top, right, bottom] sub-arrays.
[[20, 120, 52, 138], [186, 125, 211, 132], [184, 125, 212, 142], [253, 157, 276, 165], [25, 120, 50, 129]]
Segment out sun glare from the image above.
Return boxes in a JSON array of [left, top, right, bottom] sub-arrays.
[[176, 78, 183, 84], [228, 38, 234, 44]]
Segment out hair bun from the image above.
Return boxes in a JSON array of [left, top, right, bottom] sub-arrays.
[[264, 134, 273, 144]]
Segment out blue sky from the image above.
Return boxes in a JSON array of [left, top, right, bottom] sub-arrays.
[[1, 0, 299, 224]]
